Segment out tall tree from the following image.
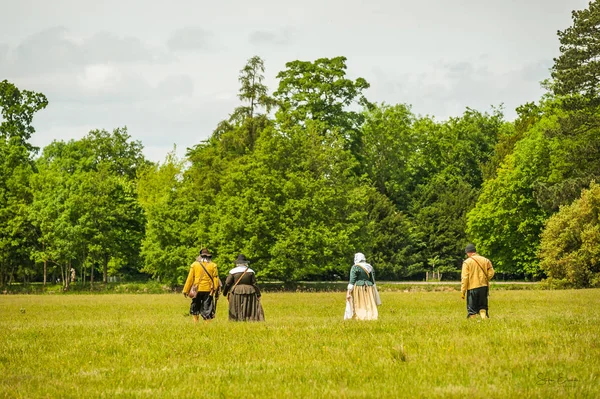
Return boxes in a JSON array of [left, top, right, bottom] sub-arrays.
[[551, 1, 600, 106], [361, 103, 417, 210], [208, 121, 371, 281], [230, 55, 276, 122], [0, 80, 47, 285], [215, 56, 275, 152], [137, 150, 194, 284], [30, 128, 147, 288], [274, 56, 371, 155]]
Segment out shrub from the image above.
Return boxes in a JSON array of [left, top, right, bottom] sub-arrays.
[[539, 182, 600, 288]]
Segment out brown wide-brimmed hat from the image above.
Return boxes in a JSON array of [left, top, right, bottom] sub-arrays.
[[199, 248, 212, 257], [235, 254, 248, 264]]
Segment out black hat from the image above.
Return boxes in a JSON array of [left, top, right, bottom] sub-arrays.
[[199, 248, 212, 257], [465, 243, 476, 254], [235, 254, 248, 264]]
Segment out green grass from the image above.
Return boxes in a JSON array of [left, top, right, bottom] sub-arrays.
[[2, 280, 540, 295], [1, 290, 599, 398]]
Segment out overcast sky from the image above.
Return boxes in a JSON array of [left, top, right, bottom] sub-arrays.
[[0, 0, 589, 163]]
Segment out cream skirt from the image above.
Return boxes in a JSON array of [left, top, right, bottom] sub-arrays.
[[345, 285, 378, 320]]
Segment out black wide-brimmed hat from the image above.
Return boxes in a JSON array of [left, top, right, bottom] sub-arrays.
[[235, 254, 248, 264], [199, 248, 212, 257]]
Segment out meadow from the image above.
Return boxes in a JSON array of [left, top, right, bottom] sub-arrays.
[[1, 289, 599, 398]]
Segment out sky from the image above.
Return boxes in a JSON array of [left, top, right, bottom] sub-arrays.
[[0, 0, 590, 163]]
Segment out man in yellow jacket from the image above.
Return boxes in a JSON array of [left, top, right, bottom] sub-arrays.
[[183, 248, 221, 322], [461, 243, 494, 319]]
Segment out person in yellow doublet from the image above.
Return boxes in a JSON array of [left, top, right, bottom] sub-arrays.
[[461, 243, 495, 319], [183, 248, 221, 322]]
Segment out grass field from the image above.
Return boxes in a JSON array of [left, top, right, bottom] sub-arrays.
[[1, 290, 599, 398]]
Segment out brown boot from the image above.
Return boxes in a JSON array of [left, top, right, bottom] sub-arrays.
[[193, 315, 200, 323]]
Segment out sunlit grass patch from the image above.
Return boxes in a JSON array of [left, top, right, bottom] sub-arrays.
[[1, 290, 599, 398]]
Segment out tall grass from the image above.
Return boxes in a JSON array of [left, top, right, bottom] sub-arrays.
[[1, 290, 598, 398]]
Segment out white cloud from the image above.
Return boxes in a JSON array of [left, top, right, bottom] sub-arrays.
[[77, 64, 121, 92]]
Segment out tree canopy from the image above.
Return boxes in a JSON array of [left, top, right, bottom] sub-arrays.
[[2, 1, 600, 288]]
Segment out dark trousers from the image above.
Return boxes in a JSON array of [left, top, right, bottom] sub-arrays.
[[190, 292, 215, 320], [466, 286, 489, 318]]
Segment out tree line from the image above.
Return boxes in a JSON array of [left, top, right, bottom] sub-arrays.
[[1, 1, 599, 288]]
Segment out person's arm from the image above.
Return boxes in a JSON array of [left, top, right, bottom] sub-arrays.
[[460, 261, 469, 299], [183, 264, 195, 296], [251, 273, 261, 297], [211, 264, 220, 294], [222, 273, 234, 296], [346, 266, 358, 300], [487, 260, 495, 281]]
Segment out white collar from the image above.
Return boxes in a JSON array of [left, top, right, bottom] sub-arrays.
[[229, 266, 254, 274], [355, 262, 373, 273]]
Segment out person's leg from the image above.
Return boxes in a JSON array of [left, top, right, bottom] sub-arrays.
[[190, 297, 200, 323], [479, 286, 489, 318], [466, 289, 478, 318], [199, 293, 214, 320]]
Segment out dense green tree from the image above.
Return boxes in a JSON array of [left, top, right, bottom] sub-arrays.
[[30, 128, 147, 288], [137, 150, 194, 284], [551, 0, 600, 106], [361, 103, 417, 210], [0, 80, 47, 285], [208, 121, 370, 281], [274, 56, 371, 155], [539, 182, 600, 287], [467, 119, 552, 276]]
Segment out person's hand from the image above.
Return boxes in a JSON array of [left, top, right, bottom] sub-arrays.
[[183, 292, 188, 298], [460, 293, 465, 300], [346, 293, 352, 301]]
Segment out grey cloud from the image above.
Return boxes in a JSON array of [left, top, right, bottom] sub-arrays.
[[368, 59, 551, 120], [1, 27, 161, 76], [80, 31, 156, 64], [13, 27, 80, 74], [167, 27, 214, 52], [519, 60, 552, 81], [248, 28, 293, 46], [31, 90, 234, 154]]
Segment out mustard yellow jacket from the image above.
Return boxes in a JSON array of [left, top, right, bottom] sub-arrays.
[[183, 260, 220, 294], [461, 254, 494, 294]]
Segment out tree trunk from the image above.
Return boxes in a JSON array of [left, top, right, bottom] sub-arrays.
[[103, 254, 108, 285], [42, 242, 47, 286], [90, 263, 94, 290], [61, 263, 68, 291], [8, 265, 15, 285]]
